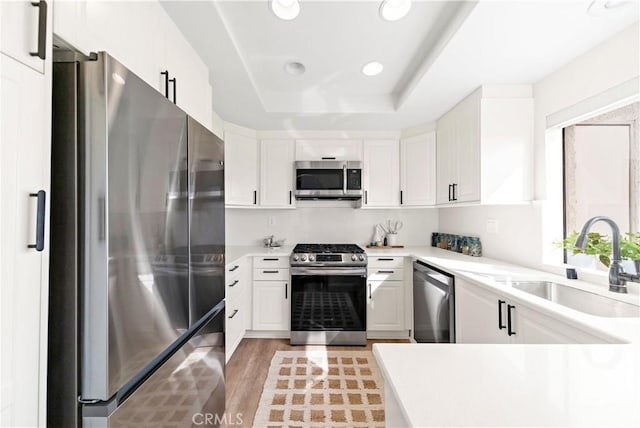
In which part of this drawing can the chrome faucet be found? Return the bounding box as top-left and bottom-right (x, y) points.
(575, 216), (640, 293)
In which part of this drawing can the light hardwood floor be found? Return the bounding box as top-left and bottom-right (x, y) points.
(224, 338), (409, 427)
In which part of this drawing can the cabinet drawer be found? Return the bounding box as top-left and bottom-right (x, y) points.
(253, 256), (289, 268)
(367, 269), (404, 282)
(254, 268), (290, 281)
(367, 256), (404, 269)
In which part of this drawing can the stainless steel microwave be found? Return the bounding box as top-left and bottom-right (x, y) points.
(295, 160), (362, 200)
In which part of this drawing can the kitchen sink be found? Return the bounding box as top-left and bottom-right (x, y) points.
(496, 280), (640, 318)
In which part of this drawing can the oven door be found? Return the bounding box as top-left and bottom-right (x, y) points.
(290, 267), (367, 345)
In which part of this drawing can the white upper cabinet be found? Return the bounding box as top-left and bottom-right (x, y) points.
(436, 86), (533, 205)
(260, 139), (295, 208)
(52, 0), (213, 128)
(225, 130), (259, 206)
(400, 132), (436, 206)
(295, 139), (363, 161)
(362, 140), (400, 208)
(1, 0), (50, 74)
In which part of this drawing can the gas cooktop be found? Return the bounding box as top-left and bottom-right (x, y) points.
(291, 244), (366, 267)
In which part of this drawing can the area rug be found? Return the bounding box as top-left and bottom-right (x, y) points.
(252, 350), (385, 428)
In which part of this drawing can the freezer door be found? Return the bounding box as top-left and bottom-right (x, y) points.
(83, 303), (226, 428)
(187, 117), (225, 327)
(80, 53), (190, 401)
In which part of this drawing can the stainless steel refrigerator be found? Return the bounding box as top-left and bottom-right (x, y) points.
(48, 52), (226, 427)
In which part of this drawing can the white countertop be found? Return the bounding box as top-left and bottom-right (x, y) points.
(225, 245), (295, 266)
(373, 343), (640, 427)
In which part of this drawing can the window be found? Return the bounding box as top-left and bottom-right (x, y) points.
(562, 102), (639, 268)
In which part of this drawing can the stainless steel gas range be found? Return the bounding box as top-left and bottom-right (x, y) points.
(290, 244), (368, 346)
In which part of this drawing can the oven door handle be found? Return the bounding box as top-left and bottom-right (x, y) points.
(291, 267), (367, 276)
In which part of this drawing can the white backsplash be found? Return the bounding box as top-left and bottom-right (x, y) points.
(226, 206), (438, 246)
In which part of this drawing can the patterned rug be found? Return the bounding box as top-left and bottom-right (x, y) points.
(252, 350), (385, 428)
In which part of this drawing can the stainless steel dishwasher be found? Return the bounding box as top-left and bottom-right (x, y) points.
(413, 260), (455, 343)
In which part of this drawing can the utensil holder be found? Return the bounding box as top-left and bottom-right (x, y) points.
(387, 233), (398, 246)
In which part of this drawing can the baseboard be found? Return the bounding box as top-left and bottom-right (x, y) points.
(366, 330), (411, 339)
(243, 330), (291, 339)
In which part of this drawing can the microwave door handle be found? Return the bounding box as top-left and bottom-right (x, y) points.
(343, 164), (347, 194)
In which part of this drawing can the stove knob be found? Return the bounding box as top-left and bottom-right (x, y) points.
(358, 254), (365, 261)
(292, 255), (299, 262)
(309, 255), (315, 262)
(301, 255), (308, 262)
(351, 255), (357, 261)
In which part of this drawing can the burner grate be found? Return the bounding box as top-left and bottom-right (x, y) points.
(293, 244), (364, 254)
(291, 291), (364, 331)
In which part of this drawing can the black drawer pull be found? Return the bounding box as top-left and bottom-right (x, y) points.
(263, 270), (279, 273)
(321, 157), (336, 160)
(289, 190), (292, 205)
(285, 283), (288, 299)
(263, 258), (279, 261)
(228, 280), (239, 287)
(28, 190), (46, 251)
(228, 309), (239, 319)
(400, 190), (403, 205)
(377, 270), (394, 274)
(377, 258), (394, 261)
(29, 1), (47, 60)
(507, 304), (516, 336)
(253, 190), (257, 204)
(498, 300), (506, 330)
(229, 265), (239, 272)
(452, 183), (458, 201)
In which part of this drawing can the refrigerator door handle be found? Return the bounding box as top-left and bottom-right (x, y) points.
(28, 190), (46, 251)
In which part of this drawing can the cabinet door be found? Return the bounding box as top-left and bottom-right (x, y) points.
(363, 140), (400, 207)
(260, 139), (295, 207)
(1, 54), (51, 427)
(436, 118), (455, 204)
(400, 132), (436, 206)
(455, 280), (509, 343)
(253, 281), (290, 331)
(0, 0), (49, 74)
(367, 280), (404, 331)
(225, 133), (258, 206)
(452, 96), (481, 203)
(295, 140), (363, 161)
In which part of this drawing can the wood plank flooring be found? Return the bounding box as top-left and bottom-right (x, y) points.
(224, 338), (409, 428)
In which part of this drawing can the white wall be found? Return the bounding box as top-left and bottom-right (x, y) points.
(439, 23), (639, 270)
(226, 207), (438, 247)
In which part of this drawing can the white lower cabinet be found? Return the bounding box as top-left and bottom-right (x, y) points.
(225, 258), (250, 362)
(252, 257), (290, 331)
(367, 280), (404, 331)
(455, 278), (613, 344)
(367, 257), (405, 332)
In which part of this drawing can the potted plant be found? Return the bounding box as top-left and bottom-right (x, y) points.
(557, 231), (640, 273)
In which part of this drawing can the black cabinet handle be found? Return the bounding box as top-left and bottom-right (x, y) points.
(368, 283), (372, 299)
(263, 258), (278, 261)
(364, 190), (368, 205)
(400, 190), (403, 205)
(228, 280), (239, 288)
(229, 265), (239, 272)
(448, 184), (452, 201)
(160, 70), (169, 98)
(228, 309), (239, 319)
(29, 1), (47, 60)
(169, 77), (176, 104)
(377, 258), (394, 261)
(321, 157), (336, 160)
(507, 304), (516, 336)
(377, 270), (394, 274)
(452, 183), (458, 201)
(28, 190), (46, 251)
(253, 190), (257, 205)
(285, 283), (288, 299)
(498, 300), (506, 330)
(263, 270), (279, 274)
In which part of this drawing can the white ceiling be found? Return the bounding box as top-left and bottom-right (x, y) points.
(160, 0), (639, 131)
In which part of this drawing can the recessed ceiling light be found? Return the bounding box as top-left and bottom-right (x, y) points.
(362, 61), (383, 77)
(270, 0), (300, 21)
(587, 0), (632, 16)
(285, 61), (306, 75)
(379, 0), (412, 22)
